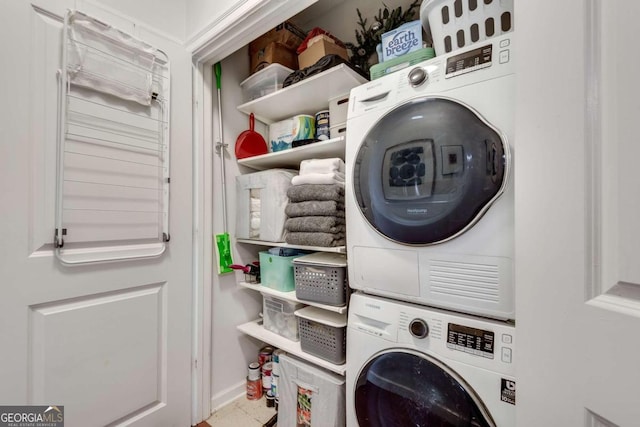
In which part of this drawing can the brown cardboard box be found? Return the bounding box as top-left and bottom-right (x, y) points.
(250, 42), (298, 74)
(249, 21), (306, 55)
(297, 34), (350, 69)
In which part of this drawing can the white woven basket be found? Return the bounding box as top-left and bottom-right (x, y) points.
(420, 0), (514, 55)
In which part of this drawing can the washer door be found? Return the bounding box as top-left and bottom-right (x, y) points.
(354, 351), (495, 427)
(353, 96), (508, 244)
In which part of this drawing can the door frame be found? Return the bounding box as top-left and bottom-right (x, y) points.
(188, 0), (318, 421)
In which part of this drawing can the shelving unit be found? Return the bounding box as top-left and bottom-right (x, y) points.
(238, 281), (348, 314)
(237, 319), (347, 376)
(237, 64), (367, 124)
(235, 63), (361, 379)
(238, 136), (345, 171)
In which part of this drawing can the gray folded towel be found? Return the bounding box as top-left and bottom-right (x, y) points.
(285, 200), (345, 217)
(285, 216), (346, 233)
(285, 231), (346, 247)
(286, 184), (344, 202)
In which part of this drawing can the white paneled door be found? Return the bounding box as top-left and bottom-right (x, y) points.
(0, 1), (193, 426)
(516, 0), (640, 425)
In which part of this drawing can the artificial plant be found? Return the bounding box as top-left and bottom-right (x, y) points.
(345, 0), (421, 73)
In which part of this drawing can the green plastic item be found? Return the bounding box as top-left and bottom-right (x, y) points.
(369, 47), (436, 80)
(216, 234), (233, 274)
(214, 61), (234, 274)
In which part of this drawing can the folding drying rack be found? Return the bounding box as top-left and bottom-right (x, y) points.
(55, 10), (171, 265)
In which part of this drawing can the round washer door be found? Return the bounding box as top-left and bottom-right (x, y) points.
(353, 96), (509, 245)
(354, 350), (495, 427)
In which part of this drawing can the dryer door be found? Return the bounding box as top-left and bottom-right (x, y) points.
(354, 350), (495, 427)
(353, 96), (509, 245)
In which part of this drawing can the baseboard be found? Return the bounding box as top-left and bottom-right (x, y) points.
(210, 380), (246, 412)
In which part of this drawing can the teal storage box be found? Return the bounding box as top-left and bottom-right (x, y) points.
(259, 251), (303, 291)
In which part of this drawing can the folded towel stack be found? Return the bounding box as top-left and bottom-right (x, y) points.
(290, 158), (345, 187)
(285, 158), (346, 247)
(249, 189), (261, 238)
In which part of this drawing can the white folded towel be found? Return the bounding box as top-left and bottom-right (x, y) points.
(250, 197), (261, 212)
(291, 172), (345, 186)
(299, 158), (345, 175)
(250, 217), (261, 230)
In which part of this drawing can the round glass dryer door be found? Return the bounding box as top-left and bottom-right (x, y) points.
(354, 351), (495, 427)
(353, 96), (509, 245)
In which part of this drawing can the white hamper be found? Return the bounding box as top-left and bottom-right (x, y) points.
(277, 354), (345, 427)
(236, 169), (296, 242)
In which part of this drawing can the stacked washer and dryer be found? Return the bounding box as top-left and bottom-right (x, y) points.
(344, 1), (516, 425)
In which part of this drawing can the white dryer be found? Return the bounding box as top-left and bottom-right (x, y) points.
(346, 292), (516, 427)
(346, 34), (515, 320)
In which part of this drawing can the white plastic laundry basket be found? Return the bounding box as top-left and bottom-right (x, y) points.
(420, 0), (514, 55)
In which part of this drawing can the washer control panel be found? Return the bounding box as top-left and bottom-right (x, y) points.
(408, 67), (428, 87)
(446, 323), (495, 358)
(409, 318), (429, 339)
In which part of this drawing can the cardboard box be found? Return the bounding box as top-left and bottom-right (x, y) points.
(250, 42), (298, 74)
(297, 34), (349, 69)
(249, 21), (306, 55)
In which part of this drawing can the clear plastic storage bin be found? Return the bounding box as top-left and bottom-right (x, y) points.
(240, 63), (294, 102)
(294, 252), (347, 306)
(263, 295), (305, 341)
(295, 306), (347, 364)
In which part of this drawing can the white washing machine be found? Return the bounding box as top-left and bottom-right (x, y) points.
(346, 292), (515, 427)
(346, 34), (515, 320)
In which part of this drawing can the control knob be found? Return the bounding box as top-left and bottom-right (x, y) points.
(409, 318), (429, 339)
(408, 67), (428, 87)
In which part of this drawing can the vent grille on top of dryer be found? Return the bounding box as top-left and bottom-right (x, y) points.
(429, 259), (500, 302)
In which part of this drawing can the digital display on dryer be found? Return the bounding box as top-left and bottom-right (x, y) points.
(445, 44), (492, 77)
(447, 323), (494, 358)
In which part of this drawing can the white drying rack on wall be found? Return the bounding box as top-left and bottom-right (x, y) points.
(55, 10), (171, 265)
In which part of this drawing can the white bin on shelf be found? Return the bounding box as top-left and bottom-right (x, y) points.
(277, 353), (345, 427)
(236, 169), (296, 242)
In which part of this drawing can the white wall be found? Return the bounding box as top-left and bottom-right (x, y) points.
(80, 0), (187, 41)
(208, 46), (268, 410)
(293, 0), (421, 48)
(186, 0), (245, 44)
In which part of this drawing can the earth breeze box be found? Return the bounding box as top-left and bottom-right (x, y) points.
(381, 20), (423, 62)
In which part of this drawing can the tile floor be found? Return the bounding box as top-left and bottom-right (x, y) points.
(206, 393), (276, 426)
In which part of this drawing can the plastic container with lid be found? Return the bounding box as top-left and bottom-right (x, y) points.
(263, 295), (305, 341)
(240, 63), (294, 102)
(294, 252), (348, 306)
(295, 306), (347, 364)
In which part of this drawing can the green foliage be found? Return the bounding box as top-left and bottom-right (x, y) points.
(345, 0), (421, 73)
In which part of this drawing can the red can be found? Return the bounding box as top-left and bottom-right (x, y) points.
(246, 376), (263, 400)
(262, 361), (273, 392)
(258, 346), (274, 366)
